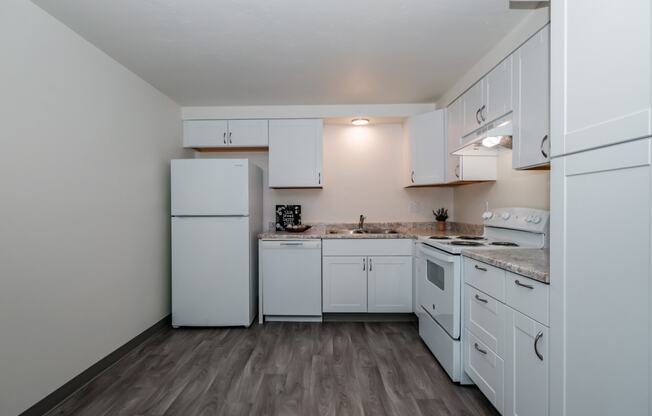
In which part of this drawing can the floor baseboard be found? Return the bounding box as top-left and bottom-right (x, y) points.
(323, 313), (417, 322)
(20, 315), (171, 416)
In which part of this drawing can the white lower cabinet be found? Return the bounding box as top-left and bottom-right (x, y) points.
(322, 256), (367, 312)
(367, 256), (412, 312)
(322, 240), (413, 313)
(504, 309), (548, 416)
(463, 264), (550, 416)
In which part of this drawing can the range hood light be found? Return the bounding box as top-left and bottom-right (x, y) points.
(482, 136), (501, 148)
(351, 118), (370, 126)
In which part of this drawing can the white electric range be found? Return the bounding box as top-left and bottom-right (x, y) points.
(415, 207), (549, 384)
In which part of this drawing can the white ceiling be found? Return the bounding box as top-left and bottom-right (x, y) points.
(33, 0), (533, 106)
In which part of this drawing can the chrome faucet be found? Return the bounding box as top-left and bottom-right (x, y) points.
(358, 214), (366, 230)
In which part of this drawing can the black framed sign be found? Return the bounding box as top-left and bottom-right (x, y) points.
(275, 205), (302, 230)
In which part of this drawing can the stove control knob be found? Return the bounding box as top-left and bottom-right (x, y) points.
(525, 215), (533, 223)
(482, 211), (494, 220)
(532, 216), (542, 224)
(501, 212), (511, 220)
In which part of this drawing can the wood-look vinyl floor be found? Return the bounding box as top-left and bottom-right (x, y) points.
(46, 322), (499, 416)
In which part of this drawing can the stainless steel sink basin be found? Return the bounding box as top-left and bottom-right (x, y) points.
(327, 228), (398, 235)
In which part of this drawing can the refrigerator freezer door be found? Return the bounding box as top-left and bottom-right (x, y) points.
(172, 216), (250, 326)
(171, 159), (249, 216)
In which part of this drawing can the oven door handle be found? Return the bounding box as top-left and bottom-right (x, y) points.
(418, 243), (459, 263)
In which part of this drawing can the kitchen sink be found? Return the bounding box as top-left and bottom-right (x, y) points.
(327, 228), (399, 235)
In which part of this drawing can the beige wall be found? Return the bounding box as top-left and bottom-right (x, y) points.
(0, 1), (186, 415)
(453, 151), (550, 223)
(197, 124), (454, 225)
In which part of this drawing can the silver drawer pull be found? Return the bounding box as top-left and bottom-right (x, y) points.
(474, 294), (488, 303)
(432, 304), (436, 310)
(534, 331), (544, 361)
(474, 265), (487, 272)
(474, 343), (487, 355)
(280, 242), (303, 246)
(515, 279), (534, 290)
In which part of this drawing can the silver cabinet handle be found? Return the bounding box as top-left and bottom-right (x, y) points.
(474, 343), (487, 355)
(480, 105), (486, 122)
(474, 265), (487, 272)
(455, 164), (460, 179)
(432, 303), (436, 310)
(318, 172), (321, 185)
(223, 132), (227, 144)
(474, 294), (488, 303)
(515, 279), (534, 290)
(369, 258), (373, 271)
(534, 331), (544, 361)
(411, 170), (415, 183)
(475, 108), (482, 124)
(363, 258), (366, 271)
(280, 242), (303, 246)
(540, 135), (549, 158)
(228, 131), (232, 144)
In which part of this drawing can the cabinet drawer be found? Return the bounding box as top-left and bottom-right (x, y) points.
(322, 239), (413, 256)
(505, 272), (549, 325)
(463, 257), (505, 301)
(465, 284), (505, 357)
(464, 330), (504, 413)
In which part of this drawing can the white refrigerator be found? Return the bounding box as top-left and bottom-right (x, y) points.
(171, 159), (262, 327)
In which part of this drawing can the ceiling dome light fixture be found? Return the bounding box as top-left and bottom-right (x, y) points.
(351, 118), (370, 126)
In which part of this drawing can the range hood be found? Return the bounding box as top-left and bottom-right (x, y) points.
(452, 113), (513, 156)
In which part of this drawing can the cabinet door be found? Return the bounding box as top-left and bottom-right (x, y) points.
(462, 81), (484, 136)
(227, 120), (268, 147)
(551, 0), (651, 156)
(550, 139), (652, 416)
(322, 256), (367, 312)
(484, 56), (513, 124)
(513, 26), (550, 169)
(504, 309), (548, 416)
(367, 256), (412, 313)
(446, 99), (463, 182)
(183, 120), (228, 148)
(268, 119), (323, 188)
(407, 110), (446, 186)
(459, 156), (497, 181)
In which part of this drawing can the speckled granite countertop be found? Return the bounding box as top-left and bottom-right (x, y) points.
(462, 249), (550, 284)
(259, 222), (483, 240)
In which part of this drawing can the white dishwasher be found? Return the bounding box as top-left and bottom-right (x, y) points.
(260, 239), (322, 321)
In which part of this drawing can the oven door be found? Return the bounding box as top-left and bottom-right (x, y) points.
(418, 243), (461, 339)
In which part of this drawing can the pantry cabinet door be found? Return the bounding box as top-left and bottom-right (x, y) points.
(551, 0), (651, 156)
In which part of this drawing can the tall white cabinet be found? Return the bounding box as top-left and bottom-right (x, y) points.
(551, 0), (651, 157)
(550, 2), (652, 414)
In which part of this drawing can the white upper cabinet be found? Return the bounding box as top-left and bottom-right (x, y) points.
(551, 0), (651, 156)
(461, 58), (514, 139)
(513, 25), (551, 169)
(446, 99), (463, 182)
(183, 120), (228, 148)
(226, 120), (269, 147)
(405, 110), (446, 186)
(484, 56), (513, 124)
(183, 119), (268, 148)
(462, 81), (485, 136)
(268, 119), (323, 188)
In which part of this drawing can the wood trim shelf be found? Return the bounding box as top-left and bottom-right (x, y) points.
(192, 146), (269, 152)
(405, 180), (496, 188)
